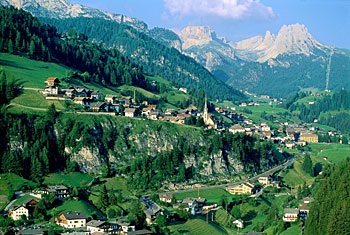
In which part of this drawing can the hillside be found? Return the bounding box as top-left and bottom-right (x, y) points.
(176, 25), (350, 98)
(40, 17), (245, 102)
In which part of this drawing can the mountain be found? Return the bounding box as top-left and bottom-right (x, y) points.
(0, 0), (148, 31)
(178, 24), (350, 98)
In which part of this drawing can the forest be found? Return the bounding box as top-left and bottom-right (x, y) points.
(40, 17), (245, 102)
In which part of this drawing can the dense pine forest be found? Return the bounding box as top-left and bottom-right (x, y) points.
(0, 6), (149, 89)
(40, 17), (245, 102)
(287, 90), (350, 133)
(305, 158), (350, 235)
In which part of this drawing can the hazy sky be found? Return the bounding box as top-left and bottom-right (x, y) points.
(70, 0), (350, 49)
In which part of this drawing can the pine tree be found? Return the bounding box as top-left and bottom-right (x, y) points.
(98, 184), (109, 212)
(8, 40), (14, 54)
(29, 40), (35, 56)
(302, 155), (313, 176)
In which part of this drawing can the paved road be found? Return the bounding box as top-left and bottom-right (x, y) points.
(168, 158), (294, 195)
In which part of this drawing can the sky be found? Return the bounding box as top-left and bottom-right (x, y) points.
(70, 0), (350, 49)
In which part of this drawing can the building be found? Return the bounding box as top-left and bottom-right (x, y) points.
(90, 102), (108, 112)
(43, 86), (59, 95)
(299, 133), (318, 143)
(233, 219), (244, 228)
(229, 124), (245, 134)
(179, 88), (188, 93)
(203, 96), (215, 127)
(116, 219), (135, 233)
(285, 142), (295, 149)
(45, 185), (69, 199)
(8, 205), (29, 221)
(55, 212), (88, 228)
(86, 220), (112, 233)
(261, 125), (271, 132)
(283, 208), (299, 222)
(227, 182), (255, 195)
(299, 203), (310, 217)
(258, 176), (270, 185)
(159, 193), (173, 203)
(90, 91), (102, 100)
(126, 230), (153, 235)
(303, 197), (314, 204)
(73, 97), (92, 107)
(140, 196), (162, 225)
(105, 94), (118, 104)
(45, 77), (60, 87)
(125, 108), (136, 117)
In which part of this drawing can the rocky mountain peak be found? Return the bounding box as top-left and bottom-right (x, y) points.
(0, 0), (149, 32)
(178, 26), (218, 50)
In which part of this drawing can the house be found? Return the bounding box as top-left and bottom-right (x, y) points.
(233, 219), (244, 228)
(125, 108), (136, 117)
(147, 110), (160, 120)
(45, 77), (60, 87)
(90, 102), (109, 112)
(43, 86), (59, 95)
(299, 203), (310, 217)
(73, 97), (92, 107)
(116, 219), (135, 233)
(8, 205), (29, 220)
(140, 196), (162, 225)
(22, 198), (39, 210)
(86, 220), (112, 233)
(283, 208), (299, 222)
(64, 89), (77, 98)
(179, 88), (188, 93)
(258, 176), (270, 185)
(302, 197), (314, 204)
(18, 229), (44, 235)
(229, 124), (245, 134)
(159, 192), (173, 203)
(285, 142), (295, 149)
(262, 125), (271, 132)
(45, 185), (69, 199)
(105, 94), (118, 104)
(299, 133), (318, 143)
(227, 182), (255, 195)
(90, 91), (102, 100)
(202, 203), (218, 211)
(55, 212), (88, 228)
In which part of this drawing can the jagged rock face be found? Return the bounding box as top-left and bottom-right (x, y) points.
(0, 0), (148, 32)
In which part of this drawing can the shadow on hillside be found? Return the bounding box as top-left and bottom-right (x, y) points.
(0, 59), (33, 71)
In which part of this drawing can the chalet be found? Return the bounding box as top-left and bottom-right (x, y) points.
(116, 219), (135, 233)
(45, 77), (60, 87)
(227, 182), (255, 195)
(262, 125), (271, 132)
(303, 197), (314, 204)
(18, 229), (44, 235)
(120, 96), (132, 106)
(159, 192), (173, 203)
(43, 86), (59, 95)
(299, 133), (318, 143)
(8, 205), (29, 220)
(110, 104), (120, 113)
(147, 110), (160, 120)
(233, 219), (244, 228)
(202, 203), (218, 211)
(126, 230), (153, 235)
(258, 176), (270, 185)
(86, 220), (112, 233)
(140, 196), (162, 225)
(164, 109), (176, 116)
(283, 208), (299, 222)
(239, 103), (247, 107)
(285, 142), (295, 149)
(45, 185), (69, 199)
(90, 91), (102, 100)
(55, 212), (88, 228)
(105, 94), (118, 104)
(90, 102), (109, 112)
(141, 107), (154, 116)
(22, 198), (39, 210)
(299, 203), (310, 217)
(73, 97), (92, 107)
(64, 89), (77, 98)
(125, 108), (136, 118)
(229, 124), (245, 134)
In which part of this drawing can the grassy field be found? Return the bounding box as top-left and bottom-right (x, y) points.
(309, 143), (350, 164)
(13, 195), (39, 205)
(168, 217), (229, 235)
(43, 173), (94, 188)
(174, 188), (234, 204)
(11, 90), (67, 109)
(96, 177), (134, 198)
(49, 199), (102, 217)
(0, 53), (71, 88)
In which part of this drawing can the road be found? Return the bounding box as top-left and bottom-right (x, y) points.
(168, 158), (294, 195)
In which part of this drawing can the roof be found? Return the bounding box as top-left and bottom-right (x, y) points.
(61, 212), (88, 220)
(19, 230), (44, 235)
(127, 230), (153, 235)
(46, 77), (59, 81)
(116, 219), (130, 227)
(9, 204), (26, 211)
(230, 124), (244, 130)
(105, 94), (117, 99)
(86, 220), (108, 227)
(299, 203), (310, 211)
(90, 102), (106, 108)
(284, 208), (299, 214)
(22, 198), (39, 206)
(159, 192), (173, 200)
(125, 108), (136, 113)
(234, 219), (244, 223)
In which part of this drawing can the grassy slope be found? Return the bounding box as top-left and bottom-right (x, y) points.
(43, 172), (94, 188)
(11, 90), (67, 109)
(309, 143), (350, 164)
(0, 53), (71, 88)
(49, 199), (103, 217)
(168, 217), (229, 235)
(174, 188), (234, 204)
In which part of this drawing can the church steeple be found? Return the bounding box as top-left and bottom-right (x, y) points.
(203, 95), (208, 123)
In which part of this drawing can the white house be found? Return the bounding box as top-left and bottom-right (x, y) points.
(125, 108), (136, 118)
(87, 220), (112, 233)
(8, 205), (29, 221)
(229, 124), (245, 134)
(233, 219), (244, 228)
(55, 212), (88, 228)
(283, 208), (299, 222)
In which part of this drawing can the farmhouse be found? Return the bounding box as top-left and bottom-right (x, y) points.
(233, 219), (244, 228)
(258, 176), (270, 185)
(159, 192), (173, 203)
(125, 108), (136, 118)
(90, 102), (108, 112)
(299, 133), (319, 143)
(45, 77), (60, 87)
(229, 124), (245, 134)
(283, 208), (299, 222)
(227, 182), (255, 195)
(45, 185), (69, 199)
(86, 220), (112, 233)
(55, 212), (88, 228)
(8, 205), (29, 221)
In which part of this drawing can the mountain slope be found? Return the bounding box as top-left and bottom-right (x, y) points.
(0, 0), (148, 31)
(178, 24), (350, 98)
(40, 17), (245, 101)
